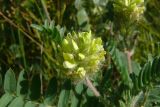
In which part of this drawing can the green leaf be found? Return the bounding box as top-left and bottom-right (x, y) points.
(130, 91), (144, 107)
(132, 61), (141, 76)
(71, 91), (79, 107)
(58, 80), (71, 107)
(148, 87), (160, 103)
(29, 74), (41, 100)
(75, 82), (84, 95)
(31, 24), (43, 31)
(77, 8), (89, 26)
(107, 45), (133, 88)
(71, 83), (84, 107)
(0, 93), (14, 107)
(58, 89), (70, 107)
(119, 100), (126, 107)
(151, 57), (159, 77)
(142, 62), (150, 85)
(138, 67), (144, 88)
(44, 77), (57, 105)
(86, 88), (94, 97)
(74, 0), (84, 9)
(17, 70), (28, 96)
(39, 104), (46, 107)
(8, 96), (24, 107)
(24, 101), (36, 107)
(52, 27), (62, 43)
(4, 68), (17, 93)
(119, 52), (133, 88)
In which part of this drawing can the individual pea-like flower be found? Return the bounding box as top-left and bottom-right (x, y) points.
(56, 31), (106, 79)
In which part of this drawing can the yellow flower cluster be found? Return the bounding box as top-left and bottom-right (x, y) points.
(114, 0), (144, 21)
(56, 31), (106, 79)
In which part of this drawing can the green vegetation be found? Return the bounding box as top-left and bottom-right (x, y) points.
(0, 0), (160, 107)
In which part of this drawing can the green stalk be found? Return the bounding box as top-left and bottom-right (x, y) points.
(18, 30), (27, 69)
(41, 0), (51, 22)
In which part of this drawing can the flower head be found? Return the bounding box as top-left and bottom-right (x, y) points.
(56, 31), (106, 79)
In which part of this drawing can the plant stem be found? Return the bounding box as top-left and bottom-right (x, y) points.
(85, 76), (100, 97)
(41, 0), (51, 22)
(0, 11), (42, 48)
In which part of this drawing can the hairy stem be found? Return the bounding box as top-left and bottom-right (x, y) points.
(85, 76), (100, 97)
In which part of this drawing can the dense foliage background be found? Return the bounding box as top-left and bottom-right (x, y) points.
(0, 0), (160, 107)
